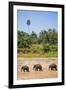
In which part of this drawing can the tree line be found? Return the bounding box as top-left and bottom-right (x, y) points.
(18, 29), (58, 53)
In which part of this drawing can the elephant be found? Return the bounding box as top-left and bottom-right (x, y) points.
(49, 63), (57, 71)
(33, 64), (43, 71)
(21, 65), (29, 72)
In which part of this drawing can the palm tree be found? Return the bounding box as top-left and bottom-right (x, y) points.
(27, 19), (31, 33)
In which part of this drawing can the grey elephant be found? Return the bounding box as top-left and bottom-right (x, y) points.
(33, 64), (43, 71)
(49, 63), (57, 71)
(21, 65), (29, 72)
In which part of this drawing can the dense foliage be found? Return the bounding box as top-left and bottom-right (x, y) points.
(17, 29), (58, 55)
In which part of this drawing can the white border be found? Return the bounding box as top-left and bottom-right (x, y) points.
(13, 5), (62, 85)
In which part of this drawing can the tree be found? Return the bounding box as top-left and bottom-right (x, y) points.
(27, 19), (31, 33)
(30, 31), (38, 44)
(39, 30), (49, 44)
(48, 29), (57, 45)
(17, 31), (31, 48)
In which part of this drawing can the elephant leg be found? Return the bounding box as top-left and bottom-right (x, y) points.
(36, 68), (38, 71)
(51, 68), (53, 70)
(27, 69), (29, 72)
(23, 69), (25, 72)
(55, 67), (57, 71)
(39, 68), (41, 71)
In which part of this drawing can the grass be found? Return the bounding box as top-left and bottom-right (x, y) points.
(17, 44), (58, 58)
(17, 51), (58, 58)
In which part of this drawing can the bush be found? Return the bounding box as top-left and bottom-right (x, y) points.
(17, 48), (31, 54)
(50, 45), (58, 51)
(30, 44), (43, 53)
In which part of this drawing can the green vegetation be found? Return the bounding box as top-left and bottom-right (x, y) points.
(17, 52), (57, 58)
(17, 29), (58, 58)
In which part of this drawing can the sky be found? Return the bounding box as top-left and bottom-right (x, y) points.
(17, 10), (58, 34)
